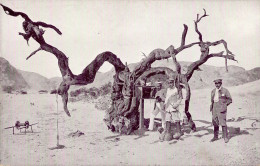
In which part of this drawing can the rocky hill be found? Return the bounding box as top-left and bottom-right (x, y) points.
(18, 70), (52, 91)
(77, 60), (260, 90)
(1, 56), (260, 92)
(0, 57), (29, 91)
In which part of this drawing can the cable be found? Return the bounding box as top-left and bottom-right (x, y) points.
(56, 93), (59, 146)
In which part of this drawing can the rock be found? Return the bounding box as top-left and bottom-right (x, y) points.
(68, 130), (84, 137)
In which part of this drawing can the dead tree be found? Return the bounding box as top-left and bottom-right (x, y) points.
(1, 4), (237, 134)
(0, 4), (127, 117)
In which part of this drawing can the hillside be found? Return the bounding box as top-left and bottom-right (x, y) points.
(18, 70), (52, 91)
(75, 60), (260, 90)
(1, 56), (260, 92)
(0, 57), (29, 91)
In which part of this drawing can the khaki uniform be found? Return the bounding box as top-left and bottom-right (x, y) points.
(211, 87), (232, 126)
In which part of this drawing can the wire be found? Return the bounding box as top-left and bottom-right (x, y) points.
(56, 93), (59, 146)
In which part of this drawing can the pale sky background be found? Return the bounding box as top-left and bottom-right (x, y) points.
(0, 0), (259, 78)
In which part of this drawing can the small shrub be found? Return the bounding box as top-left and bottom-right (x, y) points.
(2, 86), (14, 93)
(39, 90), (48, 94)
(20, 90), (27, 94)
(50, 89), (57, 94)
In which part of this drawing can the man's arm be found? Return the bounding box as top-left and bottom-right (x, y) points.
(225, 89), (232, 106)
(171, 95), (182, 109)
(210, 89), (214, 112)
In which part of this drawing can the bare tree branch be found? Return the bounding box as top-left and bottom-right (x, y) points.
(1, 4), (62, 35)
(209, 52), (237, 61)
(0, 3), (32, 21)
(180, 24), (188, 47)
(185, 50), (237, 81)
(209, 39), (234, 55)
(26, 47), (42, 60)
(194, 9), (209, 42)
(34, 21), (62, 35)
(1, 4), (126, 117)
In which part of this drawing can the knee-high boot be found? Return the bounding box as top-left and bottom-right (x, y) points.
(164, 121), (173, 141)
(210, 126), (219, 142)
(222, 126), (229, 143)
(160, 121), (172, 141)
(173, 122), (181, 139)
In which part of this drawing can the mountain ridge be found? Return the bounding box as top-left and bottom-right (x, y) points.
(1, 57), (260, 92)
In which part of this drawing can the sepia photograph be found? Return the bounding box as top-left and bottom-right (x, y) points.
(0, 0), (259, 165)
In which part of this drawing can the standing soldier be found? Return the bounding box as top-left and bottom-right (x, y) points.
(159, 79), (182, 141)
(210, 79), (232, 143)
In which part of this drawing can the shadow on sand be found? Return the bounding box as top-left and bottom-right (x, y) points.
(193, 119), (252, 140)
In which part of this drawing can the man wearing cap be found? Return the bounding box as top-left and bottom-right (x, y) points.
(210, 79), (232, 143)
(148, 82), (166, 131)
(159, 79), (182, 141)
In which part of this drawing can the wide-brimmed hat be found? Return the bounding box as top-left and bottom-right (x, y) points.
(213, 79), (222, 84)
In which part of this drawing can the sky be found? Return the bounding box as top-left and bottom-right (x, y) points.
(0, 0), (259, 78)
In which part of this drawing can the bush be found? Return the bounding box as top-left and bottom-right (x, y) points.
(20, 90), (27, 94)
(2, 86), (14, 93)
(39, 90), (48, 94)
(50, 89), (57, 94)
(69, 82), (112, 101)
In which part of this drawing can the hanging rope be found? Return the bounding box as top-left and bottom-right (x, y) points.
(56, 93), (60, 146)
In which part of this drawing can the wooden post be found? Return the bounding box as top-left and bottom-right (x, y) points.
(13, 127), (14, 135)
(139, 87), (144, 130)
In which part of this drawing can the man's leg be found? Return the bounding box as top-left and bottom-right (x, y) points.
(220, 112), (229, 143)
(172, 112), (182, 139)
(164, 121), (173, 141)
(160, 112), (172, 141)
(211, 118), (219, 142)
(148, 105), (159, 131)
(160, 111), (166, 129)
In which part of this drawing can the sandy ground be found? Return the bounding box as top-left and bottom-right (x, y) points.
(0, 81), (260, 166)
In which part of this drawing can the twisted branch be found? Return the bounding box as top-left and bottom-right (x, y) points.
(1, 4), (125, 117)
(194, 8), (209, 42)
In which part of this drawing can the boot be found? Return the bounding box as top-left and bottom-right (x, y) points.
(165, 122), (173, 141)
(173, 122), (181, 139)
(210, 126), (219, 142)
(222, 126), (229, 143)
(160, 121), (172, 141)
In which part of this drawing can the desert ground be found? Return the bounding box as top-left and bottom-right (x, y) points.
(1, 80), (260, 166)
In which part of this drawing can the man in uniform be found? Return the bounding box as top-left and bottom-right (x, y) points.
(159, 79), (182, 141)
(210, 79), (232, 143)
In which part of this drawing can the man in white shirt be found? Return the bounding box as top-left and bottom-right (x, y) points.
(159, 79), (182, 141)
(210, 79), (232, 143)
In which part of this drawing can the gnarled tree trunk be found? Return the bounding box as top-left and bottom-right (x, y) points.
(1, 4), (237, 134)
